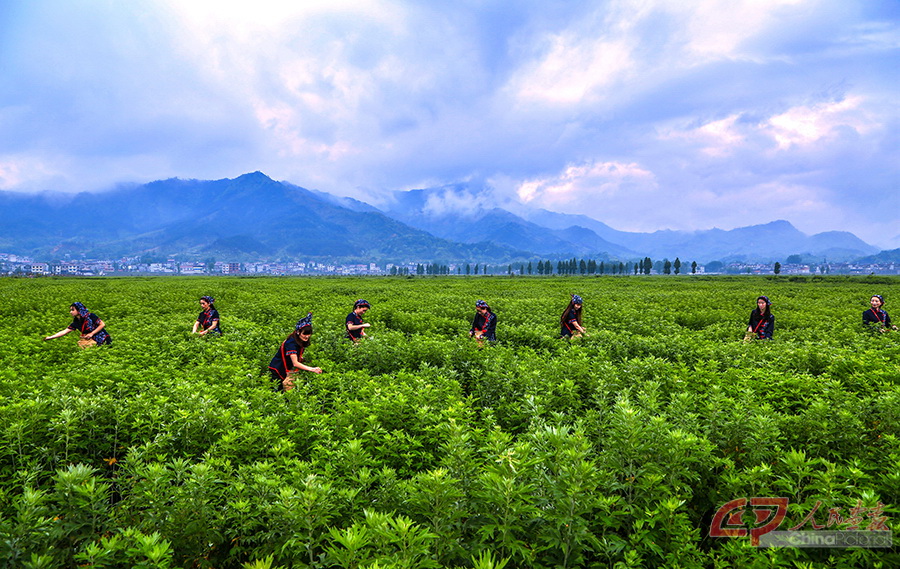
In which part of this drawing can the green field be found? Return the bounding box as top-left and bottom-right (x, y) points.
(1, 275), (898, 569)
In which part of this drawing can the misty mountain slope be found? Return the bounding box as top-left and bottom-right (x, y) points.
(554, 226), (636, 258)
(382, 185), (880, 262)
(382, 187), (635, 257)
(853, 248), (900, 264)
(806, 231), (877, 254)
(1, 172), (883, 262)
(388, 207), (587, 255)
(1, 173), (523, 261)
(520, 208), (624, 242)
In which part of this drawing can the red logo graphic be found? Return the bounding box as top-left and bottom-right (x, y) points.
(710, 497), (789, 545)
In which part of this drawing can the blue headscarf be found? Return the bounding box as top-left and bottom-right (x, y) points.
(872, 294), (885, 305)
(354, 299), (370, 309)
(571, 294), (583, 305)
(295, 312), (313, 331)
(71, 302), (90, 318)
(757, 295), (770, 306)
(475, 300), (488, 309)
(200, 295), (215, 307)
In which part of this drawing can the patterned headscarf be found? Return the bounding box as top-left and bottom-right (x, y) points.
(200, 295), (215, 306)
(354, 299), (370, 309)
(295, 312), (313, 331)
(70, 301), (109, 343)
(872, 294), (885, 306)
(571, 294), (583, 305)
(71, 302), (90, 318)
(475, 300), (488, 309)
(757, 295), (771, 306)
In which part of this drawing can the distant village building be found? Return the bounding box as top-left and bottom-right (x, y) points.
(148, 262), (176, 273)
(26, 263), (49, 275)
(90, 261), (115, 274)
(59, 262), (80, 274)
(782, 264), (812, 274)
(179, 262), (205, 274)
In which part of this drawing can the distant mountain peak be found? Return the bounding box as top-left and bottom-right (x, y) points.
(759, 219), (797, 230)
(234, 171), (274, 182)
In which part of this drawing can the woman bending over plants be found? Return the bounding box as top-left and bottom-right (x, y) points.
(268, 313), (322, 391)
(192, 295), (221, 335)
(863, 295), (897, 333)
(469, 299), (497, 343)
(560, 294), (586, 338)
(44, 302), (112, 347)
(746, 295), (774, 340)
(346, 299), (371, 342)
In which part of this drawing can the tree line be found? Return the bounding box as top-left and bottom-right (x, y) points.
(393, 257), (700, 276)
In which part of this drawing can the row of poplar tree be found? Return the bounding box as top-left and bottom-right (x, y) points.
(395, 257), (699, 276)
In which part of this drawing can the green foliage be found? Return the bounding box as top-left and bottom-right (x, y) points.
(0, 275), (898, 568)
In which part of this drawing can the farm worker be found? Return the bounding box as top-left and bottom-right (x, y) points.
(268, 313), (322, 391)
(192, 295), (222, 335)
(469, 299), (497, 343)
(346, 299), (371, 342)
(863, 295), (897, 333)
(746, 295), (775, 340)
(43, 302), (112, 347)
(560, 294), (586, 338)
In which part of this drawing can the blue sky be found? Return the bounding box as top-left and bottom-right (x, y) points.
(1, 1), (898, 248)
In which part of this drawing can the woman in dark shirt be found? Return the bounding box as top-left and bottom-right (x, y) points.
(560, 294), (585, 338)
(192, 295), (221, 335)
(44, 302), (112, 347)
(346, 299), (371, 342)
(268, 313), (323, 391)
(747, 296), (774, 340)
(863, 295), (896, 332)
(469, 299), (497, 343)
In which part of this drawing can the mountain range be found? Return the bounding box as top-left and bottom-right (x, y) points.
(0, 172), (883, 264)
(378, 183), (878, 262)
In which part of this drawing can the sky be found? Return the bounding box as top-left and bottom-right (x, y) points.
(1, 0), (898, 248)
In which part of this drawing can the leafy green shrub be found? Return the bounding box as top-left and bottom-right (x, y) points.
(2, 276), (899, 568)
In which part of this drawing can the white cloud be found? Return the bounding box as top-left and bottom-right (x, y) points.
(516, 160), (657, 204)
(422, 188), (495, 217)
(161, 0), (401, 41)
(659, 114), (747, 157)
(0, 154), (63, 191)
(658, 94), (881, 158)
(675, 0), (807, 62)
(504, 0), (814, 109)
(508, 34), (636, 104)
(765, 95), (878, 149)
